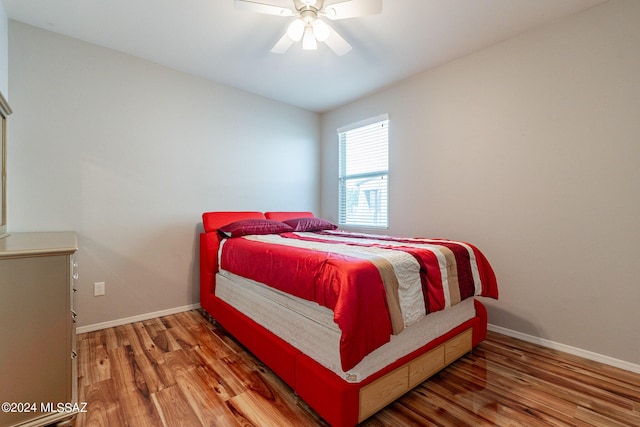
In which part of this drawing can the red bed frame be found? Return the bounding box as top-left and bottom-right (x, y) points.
(199, 211), (488, 426)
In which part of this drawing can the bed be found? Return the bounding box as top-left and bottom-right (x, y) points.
(199, 211), (498, 426)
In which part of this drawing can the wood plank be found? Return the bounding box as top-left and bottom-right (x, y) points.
(141, 318), (173, 353)
(107, 346), (164, 426)
(226, 390), (312, 427)
(151, 384), (204, 427)
(172, 362), (243, 426)
(131, 322), (168, 367)
(253, 361), (328, 426)
(362, 401), (452, 427)
(575, 405), (637, 427)
(103, 326), (121, 350)
(112, 325), (132, 348)
(120, 324), (167, 393)
(77, 334), (111, 385)
(76, 379), (127, 427)
(226, 391), (286, 427)
(189, 349), (248, 400)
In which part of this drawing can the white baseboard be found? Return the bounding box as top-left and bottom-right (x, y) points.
(488, 324), (640, 374)
(76, 303), (201, 334)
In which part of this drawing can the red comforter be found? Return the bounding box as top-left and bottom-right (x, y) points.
(219, 231), (498, 371)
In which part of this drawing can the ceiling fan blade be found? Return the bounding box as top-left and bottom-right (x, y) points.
(234, 0), (295, 17)
(271, 33), (295, 54)
(324, 26), (352, 56)
(323, 0), (382, 20)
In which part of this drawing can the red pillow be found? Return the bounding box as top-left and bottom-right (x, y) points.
(218, 219), (293, 238)
(283, 217), (337, 232)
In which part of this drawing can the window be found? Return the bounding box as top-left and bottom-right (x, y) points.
(338, 114), (389, 228)
(0, 91), (11, 238)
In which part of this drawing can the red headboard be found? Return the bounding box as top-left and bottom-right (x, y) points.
(265, 211), (314, 222)
(199, 211), (315, 314)
(202, 211), (265, 233)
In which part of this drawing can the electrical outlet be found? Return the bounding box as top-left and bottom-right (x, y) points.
(94, 281), (105, 296)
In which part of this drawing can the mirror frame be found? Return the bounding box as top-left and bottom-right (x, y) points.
(0, 90), (12, 238)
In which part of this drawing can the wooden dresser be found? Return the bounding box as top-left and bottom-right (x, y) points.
(0, 232), (78, 427)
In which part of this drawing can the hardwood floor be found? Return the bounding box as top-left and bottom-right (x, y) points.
(76, 310), (640, 426)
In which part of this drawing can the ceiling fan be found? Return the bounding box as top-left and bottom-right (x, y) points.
(234, 0), (383, 56)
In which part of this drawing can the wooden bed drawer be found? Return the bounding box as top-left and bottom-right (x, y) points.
(408, 344), (445, 388)
(359, 365), (409, 421)
(445, 328), (473, 364)
(359, 328), (473, 422)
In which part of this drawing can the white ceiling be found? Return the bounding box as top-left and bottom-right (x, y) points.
(3, 0), (607, 112)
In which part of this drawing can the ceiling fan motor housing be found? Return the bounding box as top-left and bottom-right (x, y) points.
(234, 0), (383, 55)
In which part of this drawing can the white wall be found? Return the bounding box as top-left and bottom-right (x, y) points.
(8, 21), (319, 327)
(321, 0), (640, 365)
(0, 2), (7, 96)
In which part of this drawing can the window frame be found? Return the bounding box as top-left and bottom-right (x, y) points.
(337, 114), (389, 229)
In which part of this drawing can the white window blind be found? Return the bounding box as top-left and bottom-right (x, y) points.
(338, 115), (389, 228)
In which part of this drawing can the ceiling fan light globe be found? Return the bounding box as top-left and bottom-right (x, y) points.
(287, 18), (305, 41)
(302, 26), (318, 50)
(312, 19), (330, 42)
